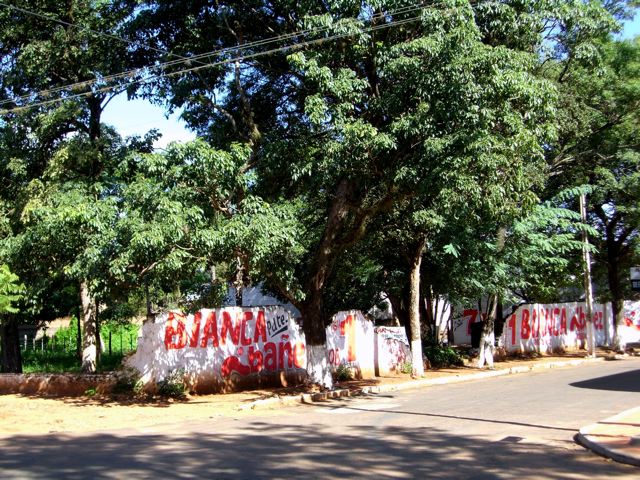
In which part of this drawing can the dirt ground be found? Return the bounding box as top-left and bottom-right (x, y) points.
(0, 351), (622, 436)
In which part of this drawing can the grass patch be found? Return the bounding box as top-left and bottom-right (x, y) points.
(21, 350), (126, 373)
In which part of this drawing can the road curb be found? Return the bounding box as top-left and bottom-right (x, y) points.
(576, 406), (640, 467)
(239, 356), (605, 411)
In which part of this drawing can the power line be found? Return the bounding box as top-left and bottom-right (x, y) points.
(0, 1), (195, 64)
(1, 14), (426, 114)
(0, 2), (435, 108)
(0, 2), (456, 114)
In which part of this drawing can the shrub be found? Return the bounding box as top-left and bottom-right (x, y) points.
(157, 369), (186, 398)
(400, 361), (413, 374)
(334, 363), (354, 381)
(113, 367), (144, 395)
(423, 343), (464, 369)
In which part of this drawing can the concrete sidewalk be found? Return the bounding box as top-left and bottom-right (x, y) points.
(577, 406), (640, 467)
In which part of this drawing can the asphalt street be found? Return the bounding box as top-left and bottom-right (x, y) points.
(1, 358), (638, 479)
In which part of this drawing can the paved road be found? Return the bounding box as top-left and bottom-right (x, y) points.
(1, 359), (638, 479)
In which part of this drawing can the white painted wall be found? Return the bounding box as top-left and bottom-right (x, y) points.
(326, 311), (376, 378)
(126, 306), (306, 391)
(374, 326), (411, 376)
(452, 301), (640, 352)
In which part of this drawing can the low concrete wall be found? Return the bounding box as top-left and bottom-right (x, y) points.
(125, 306), (307, 393)
(374, 326), (411, 376)
(326, 311), (376, 379)
(0, 373), (115, 396)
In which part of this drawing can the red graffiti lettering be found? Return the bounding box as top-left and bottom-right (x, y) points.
(189, 311), (202, 348)
(264, 342), (277, 371)
(570, 312), (580, 331)
(340, 314), (357, 362)
(521, 309), (531, 340)
(221, 311), (240, 345)
(552, 308), (561, 336)
(248, 346), (264, 373)
(508, 314), (516, 345)
(200, 311), (219, 348)
(279, 341), (293, 369)
(164, 312), (188, 350)
(294, 342), (306, 368)
(221, 356), (251, 377)
(241, 312), (253, 346)
(560, 308), (567, 334)
(254, 311), (267, 343)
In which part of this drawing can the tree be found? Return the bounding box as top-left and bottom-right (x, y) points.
(0, 263), (23, 372)
(0, 264), (21, 314)
(0, 0), (148, 371)
(547, 36), (640, 349)
(127, 1), (577, 384)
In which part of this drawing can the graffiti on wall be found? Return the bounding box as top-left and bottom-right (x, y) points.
(163, 309), (306, 377)
(622, 301), (640, 343)
(374, 326), (411, 375)
(452, 302), (614, 352)
(326, 311), (376, 377)
(501, 303), (608, 352)
(126, 306), (306, 390)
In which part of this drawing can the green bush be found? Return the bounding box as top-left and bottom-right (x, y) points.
(423, 343), (464, 369)
(334, 363), (354, 381)
(400, 361), (413, 374)
(113, 367), (144, 395)
(157, 369), (186, 398)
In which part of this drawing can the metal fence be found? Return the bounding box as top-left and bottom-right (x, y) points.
(20, 332), (137, 355)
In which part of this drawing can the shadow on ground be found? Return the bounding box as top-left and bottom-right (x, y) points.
(0, 420), (636, 479)
(570, 369), (640, 393)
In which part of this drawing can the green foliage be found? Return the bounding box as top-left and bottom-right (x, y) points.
(21, 349), (81, 374)
(112, 367), (144, 395)
(334, 363), (354, 382)
(84, 387), (98, 397)
(400, 361), (413, 375)
(0, 264), (22, 314)
(423, 342), (464, 369)
(1, 1), (638, 359)
(157, 369), (187, 398)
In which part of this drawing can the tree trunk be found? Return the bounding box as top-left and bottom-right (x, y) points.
(408, 237), (426, 377)
(579, 194), (596, 356)
(387, 289), (408, 328)
(234, 256), (244, 307)
(606, 237), (626, 352)
(423, 285), (435, 340)
(95, 299), (101, 366)
(478, 227), (506, 368)
(145, 281), (154, 322)
(477, 295), (496, 368)
(76, 308), (82, 360)
(0, 316), (22, 373)
(300, 180), (352, 387)
(80, 281), (98, 373)
(300, 302), (332, 388)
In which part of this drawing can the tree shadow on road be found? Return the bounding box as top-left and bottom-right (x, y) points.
(0, 420), (635, 479)
(570, 369), (640, 393)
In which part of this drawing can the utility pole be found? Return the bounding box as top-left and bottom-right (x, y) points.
(579, 193), (596, 357)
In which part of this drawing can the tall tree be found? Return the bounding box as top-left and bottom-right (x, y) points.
(128, 1), (582, 384)
(547, 36), (640, 349)
(0, 0), (148, 371)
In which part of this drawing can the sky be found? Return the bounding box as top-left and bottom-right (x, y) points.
(103, 12), (640, 149)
